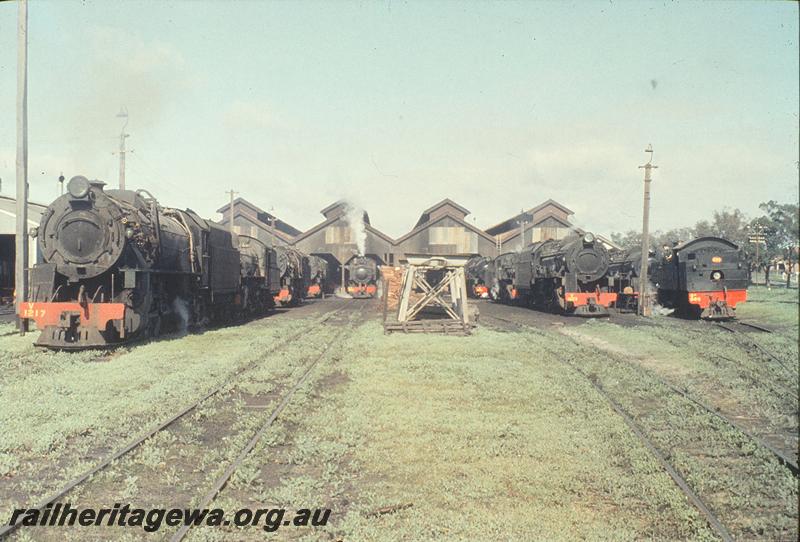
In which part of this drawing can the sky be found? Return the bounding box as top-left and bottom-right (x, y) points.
(0, 0), (797, 238)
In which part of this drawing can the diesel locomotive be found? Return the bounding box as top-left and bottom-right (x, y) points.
(651, 237), (747, 319)
(21, 176), (282, 349)
(345, 256), (378, 298)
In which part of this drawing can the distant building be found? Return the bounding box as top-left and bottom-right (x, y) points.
(486, 199), (578, 252)
(394, 199), (498, 259)
(216, 197), (301, 246)
(292, 200), (396, 269)
(0, 195), (47, 299)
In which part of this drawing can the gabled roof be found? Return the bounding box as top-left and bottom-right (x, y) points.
(396, 211), (496, 245)
(530, 198), (573, 216)
(216, 196), (301, 236)
(216, 197), (263, 216)
(485, 199), (574, 236)
(292, 212), (393, 245)
(219, 206), (296, 244)
(414, 199), (471, 228)
(319, 200), (371, 224)
(496, 213), (579, 244)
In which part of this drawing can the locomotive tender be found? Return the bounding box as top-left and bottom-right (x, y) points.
(20, 176), (284, 349)
(651, 237), (747, 319)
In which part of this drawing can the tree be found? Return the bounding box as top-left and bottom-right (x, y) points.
(753, 201), (800, 288)
(694, 209), (750, 249)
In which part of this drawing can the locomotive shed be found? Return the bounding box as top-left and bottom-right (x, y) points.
(1, 286), (797, 541)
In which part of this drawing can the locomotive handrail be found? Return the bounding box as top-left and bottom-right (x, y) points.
(164, 208), (199, 274)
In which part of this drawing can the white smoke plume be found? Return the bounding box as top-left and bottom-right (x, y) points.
(345, 203), (367, 256)
(172, 297), (190, 334)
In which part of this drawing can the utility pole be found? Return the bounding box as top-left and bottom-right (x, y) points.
(638, 145), (657, 317)
(748, 224), (766, 285)
(226, 189), (238, 234)
(116, 106), (129, 190)
(16, 0), (29, 333)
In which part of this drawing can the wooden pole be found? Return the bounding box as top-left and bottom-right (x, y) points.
(638, 146), (657, 317)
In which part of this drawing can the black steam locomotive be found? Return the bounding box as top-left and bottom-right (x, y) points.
(345, 256), (377, 298)
(305, 255), (328, 298)
(21, 176), (283, 349)
(494, 232), (615, 315)
(651, 237), (748, 319)
(272, 245), (309, 306)
(465, 256), (491, 298)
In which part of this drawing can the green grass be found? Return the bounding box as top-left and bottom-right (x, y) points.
(0, 312), (334, 527)
(1, 291), (796, 541)
(206, 322), (718, 541)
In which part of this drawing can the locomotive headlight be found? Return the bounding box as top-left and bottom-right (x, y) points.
(583, 232), (595, 244)
(67, 175), (91, 198)
(125, 227), (135, 239)
(711, 270), (723, 281)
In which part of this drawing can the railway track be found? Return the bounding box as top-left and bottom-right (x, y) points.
(713, 320), (796, 374)
(481, 313), (797, 541)
(481, 314), (734, 541)
(169, 304), (364, 541)
(513, 312), (799, 472)
(0, 301), (357, 540)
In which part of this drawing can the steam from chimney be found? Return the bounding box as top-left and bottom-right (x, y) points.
(345, 202), (367, 256)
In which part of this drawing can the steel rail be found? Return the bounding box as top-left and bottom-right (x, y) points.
(715, 322), (794, 374)
(495, 313), (799, 474)
(170, 304), (364, 542)
(482, 313), (735, 542)
(0, 302), (350, 539)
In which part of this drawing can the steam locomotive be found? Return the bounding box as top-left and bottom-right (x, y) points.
(20, 176), (284, 349)
(305, 255), (328, 298)
(490, 233), (614, 315)
(513, 232), (614, 315)
(272, 245), (309, 306)
(465, 256), (491, 298)
(651, 237), (747, 319)
(345, 256), (378, 298)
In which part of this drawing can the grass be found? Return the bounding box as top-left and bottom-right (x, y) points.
(0, 311), (335, 527)
(1, 289), (796, 541)
(205, 323), (718, 541)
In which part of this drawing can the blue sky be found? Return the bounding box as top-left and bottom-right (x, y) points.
(0, 0), (797, 237)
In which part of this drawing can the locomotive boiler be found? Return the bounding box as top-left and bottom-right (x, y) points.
(651, 237), (747, 319)
(20, 176), (247, 349)
(511, 232), (615, 315)
(21, 176), (249, 348)
(346, 256), (377, 298)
